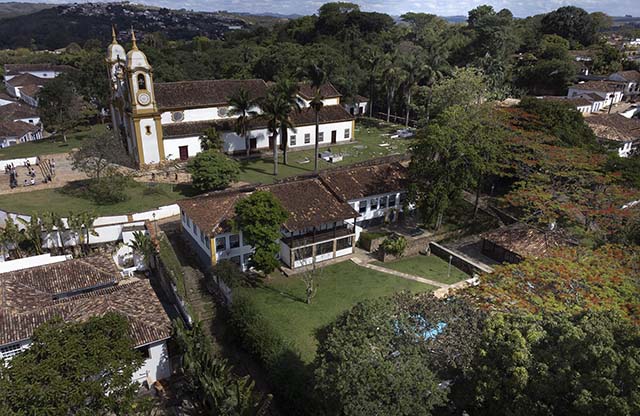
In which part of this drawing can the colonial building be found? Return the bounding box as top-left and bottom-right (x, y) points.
(107, 29), (355, 167)
(0, 120), (42, 148)
(0, 256), (173, 384)
(567, 81), (625, 109)
(177, 159), (410, 271)
(3, 64), (72, 108)
(586, 114), (640, 158)
(609, 70), (640, 98)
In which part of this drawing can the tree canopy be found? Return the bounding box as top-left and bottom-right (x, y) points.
(187, 150), (240, 192)
(0, 313), (146, 415)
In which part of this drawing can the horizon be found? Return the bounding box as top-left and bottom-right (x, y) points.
(0, 0), (637, 19)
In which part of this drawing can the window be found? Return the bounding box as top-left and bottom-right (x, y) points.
(358, 201), (367, 214)
(229, 234), (240, 249)
(399, 192), (407, 205)
(344, 128), (350, 139)
(370, 198), (379, 210)
(318, 132), (324, 142)
(336, 236), (353, 251)
(215, 237), (226, 251)
(145, 126), (152, 135)
(290, 135), (296, 146)
(304, 133), (311, 144)
(379, 196), (387, 209)
(316, 241), (334, 255)
(230, 255), (242, 265)
(138, 345), (151, 359)
(0, 343), (24, 359)
(388, 194), (397, 207)
(137, 73), (146, 90)
(171, 111), (184, 122)
(294, 246), (312, 261)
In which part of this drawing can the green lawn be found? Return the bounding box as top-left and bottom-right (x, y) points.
(237, 260), (435, 362)
(373, 254), (469, 285)
(0, 125), (106, 160)
(0, 182), (192, 216)
(236, 121), (410, 184)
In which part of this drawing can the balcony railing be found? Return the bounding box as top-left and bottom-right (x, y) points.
(284, 225), (354, 249)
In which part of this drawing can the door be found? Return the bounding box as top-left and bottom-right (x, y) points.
(179, 146), (189, 161)
(331, 130), (337, 144)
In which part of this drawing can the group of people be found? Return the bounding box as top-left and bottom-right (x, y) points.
(5, 158), (56, 189)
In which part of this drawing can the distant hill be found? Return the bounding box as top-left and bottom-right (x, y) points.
(0, 1), (54, 19)
(442, 16), (467, 24)
(0, 2), (260, 50)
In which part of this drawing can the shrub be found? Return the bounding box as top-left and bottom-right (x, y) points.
(142, 184), (168, 197)
(380, 234), (407, 257)
(187, 150), (239, 192)
(211, 259), (248, 288)
(86, 173), (133, 205)
(158, 236), (187, 298)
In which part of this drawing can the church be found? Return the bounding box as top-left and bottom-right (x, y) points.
(107, 29), (356, 167)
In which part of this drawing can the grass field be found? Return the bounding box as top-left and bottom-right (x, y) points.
(373, 254), (469, 285)
(0, 125), (106, 160)
(236, 260), (435, 363)
(236, 121), (410, 184)
(0, 182), (191, 216)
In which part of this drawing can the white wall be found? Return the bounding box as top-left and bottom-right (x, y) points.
(161, 104), (261, 124)
(0, 97), (14, 106)
(568, 88), (623, 107)
(15, 116), (40, 125)
(286, 121), (352, 149)
(0, 253), (70, 273)
(212, 230), (253, 271)
(222, 128), (270, 153)
(139, 118), (161, 164)
(163, 136), (202, 160)
(350, 191), (404, 223)
(299, 97), (340, 108)
(132, 340), (172, 384)
(181, 211), (212, 258)
(4, 70), (62, 81)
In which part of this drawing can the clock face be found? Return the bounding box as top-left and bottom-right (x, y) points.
(137, 92), (151, 106)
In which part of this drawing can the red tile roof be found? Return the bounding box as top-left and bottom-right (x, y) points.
(154, 79), (268, 110)
(320, 161), (408, 201)
(569, 80), (624, 93)
(6, 73), (49, 88)
(586, 114), (640, 142)
(612, 70), (640, 82)
(177, 188), (251, 235)
(4, 64), (73, 76)
(0, 120), (38, 138)
(297, 82), (342, 100)
(0, 102), (38, 122)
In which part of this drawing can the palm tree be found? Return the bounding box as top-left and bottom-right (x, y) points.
(228, 88), (258, 157)
(382, 57), (405, 123)
(1, 217), (24, 259)
(272, 78), (302, 166)
(305, 64), (327, 174)
(364, 47), (383, 118)
(128, 231), (154, 269)
(259, 90), (295, 176)
(18, 214), (43, 255)
(68, 211), (98, 256)
(421, 43), (449, 125)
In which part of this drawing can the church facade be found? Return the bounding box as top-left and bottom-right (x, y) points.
(107, 30), (356, 167)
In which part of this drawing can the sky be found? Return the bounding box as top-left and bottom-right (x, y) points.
(3, 0), (637, 18)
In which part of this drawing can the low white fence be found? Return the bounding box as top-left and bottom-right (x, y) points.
(0, 157), (38, 169)
(0, 204), (181, 250)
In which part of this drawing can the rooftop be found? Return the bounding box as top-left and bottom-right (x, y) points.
(4, 63), (74, 75)
(262, 178), (358, 232)
(0, 120), (39, 138)
(586, 114), (640, 142)
(0, 255), (171, 348)
(319, 161), (408, 202)
(6, 73), (49, 88)
(0, 102), (39, 122)
(176, 187), (251, 235)
(154, 79), (268, 111)
(570, 80), (624, 93)
(481, 223), (567, 259)
(297, 82), (342, 100)
(612, 70), (640, 82)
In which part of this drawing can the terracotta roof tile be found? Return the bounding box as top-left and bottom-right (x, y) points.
(320, 161), (408, 201)
(0, 102), (38, 122)
(297, 82), (342, 100)
(0, 255), (171, 348)
(612, 70), (640, 82)
(0, 120), (38, 138)
(262, 178), (358, 231)
(6, 73), (49, 88)
(570, 80), (624, 93)
(155, 79), (268, 110)
(176, 188), (251, 235)
(4, 64), (73, 75)
(481, 223), (567, 259)
(586, 114), (640, 142)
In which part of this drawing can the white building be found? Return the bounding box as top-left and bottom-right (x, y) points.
(3, 63), (73, 82)
(343, 95), (369, 116)
(0, 92), (15, 107)
(107, 29), (355, 167)
(567, 81), (625, 109)
(586, 113), (640, 158)
(609, 70), (640, 98)
(0, 120), (42, 147)
(177, 159), (409, 271)
(0, 256), (173, 385)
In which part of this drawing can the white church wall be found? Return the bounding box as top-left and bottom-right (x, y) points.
(286, 121), (352, 149)
(163, 136), (202, 160)
(132, 340), (172, 384)
(139, 118), (161, 164)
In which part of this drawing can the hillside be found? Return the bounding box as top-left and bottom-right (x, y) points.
(0, 2), (54, 20)
(0, 2), (265, 50)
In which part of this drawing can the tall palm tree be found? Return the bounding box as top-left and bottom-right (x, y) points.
(273, 78), (302, 166)
(1, 217), (24, 259)
(401, 55), (429, 127)
(382, 56), (405, 123)
(364, 47), (383, 118)
(18, 214), (43, 255)
(421, 43), (449, 125)
(228, 88), (258, 157)
(259, 90), (293, 176)
(41, 211), (64, 254)
(305, 64), (327, 174)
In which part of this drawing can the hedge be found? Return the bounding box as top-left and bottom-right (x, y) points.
(158, 236), (187, 298)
